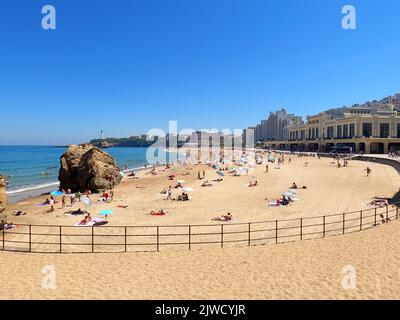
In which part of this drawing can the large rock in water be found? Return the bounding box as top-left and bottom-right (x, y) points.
(0, 176), (6, 213)
(59, 144), (122, 192)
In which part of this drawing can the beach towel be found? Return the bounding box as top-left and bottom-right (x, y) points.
(150, 211), (167, 216)
(74, 217), (104, 227)
(117, 205), (129, 209)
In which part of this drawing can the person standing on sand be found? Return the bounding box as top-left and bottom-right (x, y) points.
(62, 195), (66, 209)
(167, 185), (173, 200)
(49, 198), (55, 212)
(366, 167), (372, 177)
(198, 171), (201, 180)
(265, 164), (269, 173)
(203, 170), (206, 179)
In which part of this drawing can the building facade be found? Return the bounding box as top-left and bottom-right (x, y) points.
(254, 109), (303, 142)
(268, 102), (400, 154)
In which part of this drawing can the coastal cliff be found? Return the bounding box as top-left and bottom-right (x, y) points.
(0, 175), (6, 212)
(59, 144), (122, 192)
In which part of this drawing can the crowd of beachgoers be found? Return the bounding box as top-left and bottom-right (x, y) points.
(1, 147), (395, 234)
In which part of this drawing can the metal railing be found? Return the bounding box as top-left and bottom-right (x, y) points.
(1, 204), (398, 253)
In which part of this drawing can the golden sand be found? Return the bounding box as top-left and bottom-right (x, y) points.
(1, 155), (400, 299)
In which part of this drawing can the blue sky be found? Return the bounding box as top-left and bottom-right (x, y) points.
(1, 0), (400, 145)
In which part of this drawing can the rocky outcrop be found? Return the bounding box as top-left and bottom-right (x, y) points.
(59, 144), (122, 192)
(0, 176), (7, 213)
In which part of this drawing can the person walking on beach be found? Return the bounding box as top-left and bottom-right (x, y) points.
(366, 166), (372, 177)
(62, 195), (66, 209)
(70, 193), (75, 207)
(167, 185), (173, 200)
(265, 164), (269, 173)
(203, 170), (206, 179)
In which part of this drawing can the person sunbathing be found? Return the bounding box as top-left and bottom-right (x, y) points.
(175, 182), (183, 189)
(160, 189), (167, 195)
(213, 178), (223, 182)
(290, 182), (298, 189)
(215, 213), (232, 221)
(201, 180), (212, 187)
(13, 211), (26, 216)
(177, 192), (189, 201)
(248, 181), (258, 187)
(150, 209), (168, 216)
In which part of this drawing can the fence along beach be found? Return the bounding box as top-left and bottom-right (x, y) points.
(2, 149), (400, 299)
(1, 149), (400, 253)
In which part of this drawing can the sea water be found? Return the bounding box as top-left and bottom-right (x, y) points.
(0, 146), (180, 194)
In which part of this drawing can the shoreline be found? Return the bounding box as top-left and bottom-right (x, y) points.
(6, 165), (154, 204)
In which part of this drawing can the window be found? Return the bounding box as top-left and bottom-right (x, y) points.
(316, 128), (319, 139)
(349, 124), (355, 138)
(343, 124), (349, 138)
(327, 126), (334, 139)
(308, 129), (311, 140)
(312, 128), (315, 139)
(301, 130), (305, 140)
(397, 124), (400, 138)
(362, 123), (372, 138)
(380, 123), (390, 138)
(337, 125), (342, 138)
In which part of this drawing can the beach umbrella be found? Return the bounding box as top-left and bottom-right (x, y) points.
(50, 191), (64, 196)
(99, 210), (113, 219)
(182, 187), (194, 192)
(216, 171), (225, 177)
(80, 196), (92, 207)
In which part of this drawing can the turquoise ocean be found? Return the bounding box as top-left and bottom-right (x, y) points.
(0, 146), (179, 195)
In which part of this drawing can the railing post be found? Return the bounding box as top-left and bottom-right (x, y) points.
(397, 207), (399, 220)
(188, 225), (191, 250)
(59, 226), (62, 253)
(221, 224), (224, 248)
(248, 223), (251, 246)
(124, 226), (127, 252)
(156, 226), (160, 252)
(91, 227), (94, 253)
(300, 218), (303, 240)
(323, 216), (326, 237)
(2, 226), (4, 250)
(29, 225), (32, 252)
(374, 208), (377, 226)
(386, 205), (389, 222)
(342, 213), (346, 234)
(360, 210), (363, 231)
(275, 220), (278, 244)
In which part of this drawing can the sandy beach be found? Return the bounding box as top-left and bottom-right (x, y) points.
(1, 218), (400, 299)
(1, 152), (400, 299)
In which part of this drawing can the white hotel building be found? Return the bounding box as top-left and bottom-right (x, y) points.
(265, 99), (400, 154)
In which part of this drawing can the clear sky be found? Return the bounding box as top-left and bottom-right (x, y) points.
(1, 0), (400, 145)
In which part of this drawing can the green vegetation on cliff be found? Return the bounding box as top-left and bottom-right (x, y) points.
(90, 136), (157, 148)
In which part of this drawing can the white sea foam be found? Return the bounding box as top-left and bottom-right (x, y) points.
(6, 181), (60, 195)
